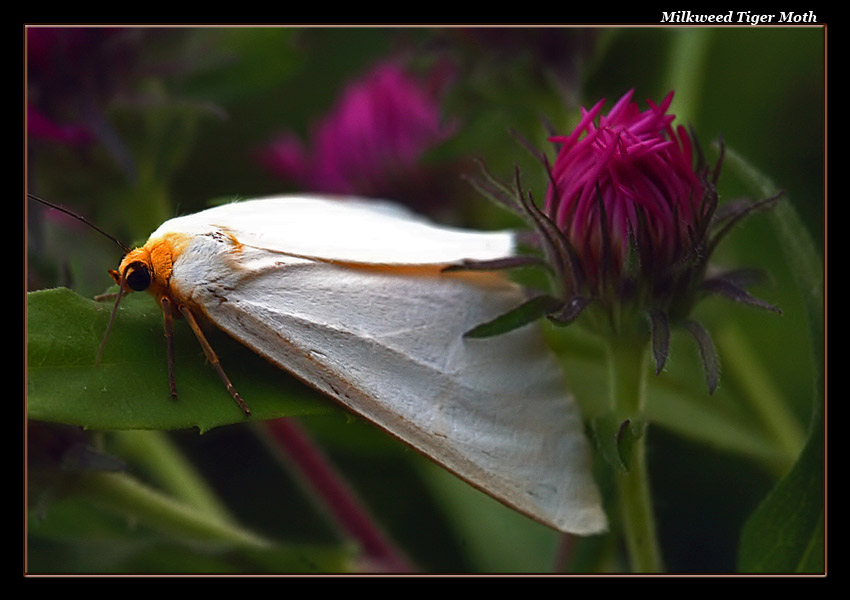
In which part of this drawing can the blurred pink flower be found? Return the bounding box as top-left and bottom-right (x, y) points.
(258, 61), (456, 200)
(26, 27), (148, 176)
(27, 104), (93, 146)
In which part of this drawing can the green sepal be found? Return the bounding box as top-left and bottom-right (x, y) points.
(442, 255), (545, 273)
(700, 275), (782, 314)
(463, 294), (564, 338)
(591, 415), (645, 472)
(647, 309), (670, 375)
(685, 319), (720, 394)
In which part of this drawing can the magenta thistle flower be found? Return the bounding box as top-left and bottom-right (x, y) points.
(258, 60), (457, 204)
(467, 90), (781, 392)
(546, 90), (701, 295)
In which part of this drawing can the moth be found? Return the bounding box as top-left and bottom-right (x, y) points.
(35, 194), (607, 535)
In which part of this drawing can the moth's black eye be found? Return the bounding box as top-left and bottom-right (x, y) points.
(125, 262), (152, 291)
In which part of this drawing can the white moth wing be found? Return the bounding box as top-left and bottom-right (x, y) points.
(170, 226), (607, 535)
(153, 195), (515, 265)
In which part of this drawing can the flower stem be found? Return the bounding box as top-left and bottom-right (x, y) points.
(111, 430), (237, 523)
(77, 471), (272, 549)
(615, 433), (663, 572)
(664, 28), (712, 127)
(606, 337), (664, 572)
(263, 418), (414, 573)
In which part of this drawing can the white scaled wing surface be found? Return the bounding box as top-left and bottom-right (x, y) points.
(164, 195), (607, 535)
(152, 195), (516, 265)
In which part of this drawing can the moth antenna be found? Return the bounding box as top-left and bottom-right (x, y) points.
(28, 192), (132, 363)
(28, 192), (131, 254)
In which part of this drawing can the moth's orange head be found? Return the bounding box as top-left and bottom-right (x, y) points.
(108, 233), (191, 301)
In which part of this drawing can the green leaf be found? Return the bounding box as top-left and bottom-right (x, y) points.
(737, 421), (823, 572)
(725, 147), (824, 573)
(27, 288), (334, 432)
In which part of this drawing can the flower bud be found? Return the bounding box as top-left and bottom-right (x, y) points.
(546, 90), (703, 306)
(468, 90), (781, 392)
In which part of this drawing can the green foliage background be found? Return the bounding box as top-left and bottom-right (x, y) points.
(26, 26), (824, 573)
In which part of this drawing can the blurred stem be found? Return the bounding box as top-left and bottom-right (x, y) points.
(606, 337), (664, 572)
(665, 28), (712, 127)
(81, 96), (138, 183)
(77, 471), (271, 549)
(263, 418), (414, 573)
(715, 326), (805, 467)
(111, 430), (237, 523)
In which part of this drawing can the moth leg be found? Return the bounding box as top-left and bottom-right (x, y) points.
(94, 291), (120, 302)
(95, 273), (129, 366)
(160, 297), (179, 402)
(178, 304), (252, 417)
